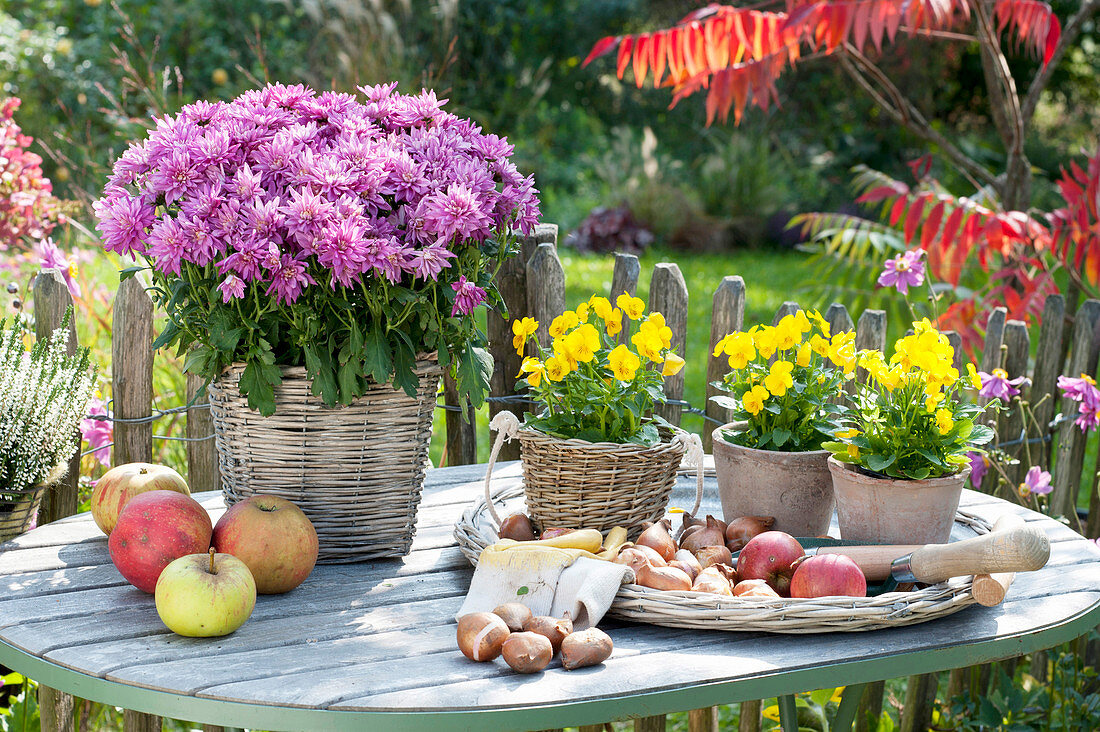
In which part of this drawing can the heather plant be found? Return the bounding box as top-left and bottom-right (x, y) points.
(94, 82), (541, 416)
(0, 312), (96, 500)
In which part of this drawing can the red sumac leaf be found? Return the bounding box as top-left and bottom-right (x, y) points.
(583, 36), (620, 68)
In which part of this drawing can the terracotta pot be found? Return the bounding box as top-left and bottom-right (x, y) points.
(827, 457), (970, 544)
(711, 424), (833, 537)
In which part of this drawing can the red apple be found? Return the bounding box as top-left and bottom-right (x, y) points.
(91, 462), (190, 535)
(108, 490), (213, 593)
(212, 495), (318, 594)
(790, 554), (867, 598)
(735, 531), (805, 597)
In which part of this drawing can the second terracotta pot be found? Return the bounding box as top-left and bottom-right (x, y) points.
(827, 457), (970, 545)
(711, 424), (834, 537)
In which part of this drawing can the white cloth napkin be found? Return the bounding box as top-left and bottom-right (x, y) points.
(456, 547), (632, 630)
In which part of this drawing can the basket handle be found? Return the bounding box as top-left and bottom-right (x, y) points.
(484, 410), (522, 528)
(672, 429), (705, 518)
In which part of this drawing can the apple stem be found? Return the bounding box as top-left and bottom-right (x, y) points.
(208, 547), (217, 575)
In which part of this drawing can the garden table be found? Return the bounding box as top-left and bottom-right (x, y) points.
(1, 461), (1099, 732)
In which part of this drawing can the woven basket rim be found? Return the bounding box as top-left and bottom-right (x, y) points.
(518, 425), (687, 453)
(214, 352), (441, 380)
(452, 481), (991, 632)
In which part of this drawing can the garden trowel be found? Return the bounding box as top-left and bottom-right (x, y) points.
(804, 515), (1049, 594)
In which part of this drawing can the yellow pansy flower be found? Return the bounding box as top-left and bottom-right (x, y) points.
(925, 390), (944, 412)
(763, 360), (795, 397)
(847, 443), (860, 459)
(742, 384), (770, 416)
(575, 302), (590, 322)
(796, 342), (813, 367)
(827, 331), (857, 374)
(640, 317), (673, 350)
(544, 355), (571, 382)
(609, 344), (641, 381)
(589, 296), (613, 322)
(511, 317), (539, 355)
(774, 314), (802, 350)
(631, 330), (665, 363)
(606, 308), (623, 337)
(753, 326), (779, 360)
(616, 294), (645, 320)
(966, 363), (982, 390)
(662, 353), (685, 376)
(809, 333), (831, 357)
(563, 323), (601, 363)
(834, 427), (861, 439)
(935, 408), (954, 434)
(549, 310), (580, 338)
(516, 357), (545, 387)
(808, 309), (831, 337)
(720, 332), (757, 370)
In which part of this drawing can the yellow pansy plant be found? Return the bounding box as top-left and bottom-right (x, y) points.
(711, 309), (847, 451)
(823, 320), (993, 480)
(512, 295), (687, 445)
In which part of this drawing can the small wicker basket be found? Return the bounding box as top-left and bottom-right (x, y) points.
(484, 412), (691, 538)
(208, 357), (441, 563)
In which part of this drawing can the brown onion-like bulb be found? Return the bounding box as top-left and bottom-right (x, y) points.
(632, 544), (669, 567)
(733, 579), (780, 598)
(695, 544), (734, 569)
(561, 627), (614, 670)
(636, 519), (676, 561)
(669, 559), (700, 581)
(673, 549), (703, 575)
(523, 615), (573, 654)
(680, 515), (728, 553)
(634, 563), (692, 591)
(613, 547), (652, 572)
(493, 602), (533, 632)
(725, 516), (776, 552)
(456, 612), (510, 662)
(692, 565), (734, 595)
(498, 513), (537, 541)
(677, 512), (705, 540)
(501, 631), (553, 673)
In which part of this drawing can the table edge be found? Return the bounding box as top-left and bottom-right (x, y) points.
(4, 596), (1098, 732)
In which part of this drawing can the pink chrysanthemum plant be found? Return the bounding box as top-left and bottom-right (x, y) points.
(94, 83), (540, 415)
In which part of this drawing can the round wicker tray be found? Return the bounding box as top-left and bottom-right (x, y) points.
(453, 483), (993, 633)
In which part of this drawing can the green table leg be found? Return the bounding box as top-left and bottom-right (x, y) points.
(832, 682), (868, 732)
(778, 694), (798, 732)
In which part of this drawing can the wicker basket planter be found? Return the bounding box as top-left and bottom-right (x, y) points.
(515, 427), (687, 538)
(208, 357), (442, 563)
(0, 481), (50, 543)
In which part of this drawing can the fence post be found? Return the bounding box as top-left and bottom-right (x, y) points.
(443, 373), (477, 466)
(999, 320), (1030, 493)
(487, 224), (557, 462)
(824, 303), (854, 336)
(978, 308), (1007, 495)
(1031, 294), (1066, 467)
(772, 301), (799, 324)
(704, 276), (746, 451)
(186, 373), (220, 493)
(109, 278), (162, 732)
(526, 243), (566, 350)
(32, 269), (80, 524)
(650, 263), (688, 427)
(610, 253), (641, 346)
(899, 671), (938, 732)
(112, 277), (154, 465)
(738, 699), (762, 732)
(610, 252), (641, 301)
(1051, 300), (1100, 522)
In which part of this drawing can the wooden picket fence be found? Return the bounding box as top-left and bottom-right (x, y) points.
(26, 220), (1100, 731)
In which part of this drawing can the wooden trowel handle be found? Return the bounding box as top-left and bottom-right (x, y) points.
(816, 545), (923, 582)
(972, 514), (1026, 606)
(905, 521), (1049, 584)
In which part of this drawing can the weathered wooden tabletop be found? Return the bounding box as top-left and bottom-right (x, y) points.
(2, 462), (1099, 732)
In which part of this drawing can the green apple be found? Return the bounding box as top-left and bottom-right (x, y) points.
(155, 549), (256, 637)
